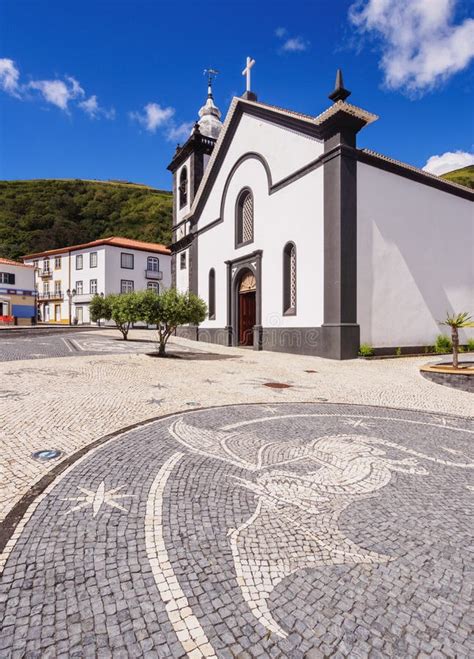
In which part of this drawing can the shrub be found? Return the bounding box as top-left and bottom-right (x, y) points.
(466, 338), (474, 352)
(395, 347), (402, 356)
(434, 334), (452, 354)
(359, 343), (374, 357)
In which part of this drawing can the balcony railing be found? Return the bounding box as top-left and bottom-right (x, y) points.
(38, 269), (53, 278)
(145, 270), (163, 280)
(38, 291), (64, 301)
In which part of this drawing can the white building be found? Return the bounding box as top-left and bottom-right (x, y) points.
(0, 257), (36, 325)
(168, 69), (474, 359)
(23, 236), (171, 325)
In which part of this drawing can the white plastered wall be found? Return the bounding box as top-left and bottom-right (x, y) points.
(357, 163), (474, 347)
(197, 114), (325, 329)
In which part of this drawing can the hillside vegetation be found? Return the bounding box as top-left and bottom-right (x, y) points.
(440, 165), (474, 189)
(0, 179), (173, 261)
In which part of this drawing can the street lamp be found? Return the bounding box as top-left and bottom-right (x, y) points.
(66, 288), (76, 325)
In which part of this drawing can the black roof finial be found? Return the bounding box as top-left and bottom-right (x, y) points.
(328, 69), (351, 103)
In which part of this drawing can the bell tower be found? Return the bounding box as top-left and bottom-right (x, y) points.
(168, 72), (223, 293)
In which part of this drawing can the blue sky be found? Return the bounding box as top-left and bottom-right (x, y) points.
(1, 0), (473, 188)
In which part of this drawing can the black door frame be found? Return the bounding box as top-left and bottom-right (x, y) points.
(225, 249), (263, 350)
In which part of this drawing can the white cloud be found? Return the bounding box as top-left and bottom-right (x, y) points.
(349, 0), (474, 95)
(130, 102), (175, 133)
(282, 36), (310, 52)
(423, 150), (474, 175)
(275, 28), (310, 53)
(166, 121), (194, 142)
(0, 58), (21, 97)
(79, 94), (115, 120)
(0, 57), (113, 118)
(29, 79), (76, 110)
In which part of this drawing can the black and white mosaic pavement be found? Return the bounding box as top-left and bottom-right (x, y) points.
(0, 403), (473, 658)
(0, 333), (185, 362)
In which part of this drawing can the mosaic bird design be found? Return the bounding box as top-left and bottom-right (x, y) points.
(169, 419), (434, 638)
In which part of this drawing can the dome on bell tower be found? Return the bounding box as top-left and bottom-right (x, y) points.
(197, 78), (223, 140)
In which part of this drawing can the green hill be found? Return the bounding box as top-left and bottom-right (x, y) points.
(0, 179), (173, 261)
(440, 165), (474, 189)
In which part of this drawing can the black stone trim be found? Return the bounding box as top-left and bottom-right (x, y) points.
(171, 150), (327, 250)
(282, 241), (297, 316)
(357, 150), (474, 201)
(322, 127), (360, 360)
(225, 250), (263, 350)
(167, 132), (216, 173)
(190, 103), (325, 221)
(234, 187), (254, 249)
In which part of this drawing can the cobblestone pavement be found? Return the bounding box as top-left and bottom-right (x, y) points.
(1, 329), (473, 532)
(0, 332), (161, 362)
(1, 403), (473, 658)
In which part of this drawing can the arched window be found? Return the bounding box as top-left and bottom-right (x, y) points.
(147, 256), (160, 272)
(235, 189), (254, 247)
(208, 268), (216, 319)
(283, 242), (297, 315)
(179, 167), (188, 208)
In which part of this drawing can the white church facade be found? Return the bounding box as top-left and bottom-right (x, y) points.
(169, 69), (473, 360)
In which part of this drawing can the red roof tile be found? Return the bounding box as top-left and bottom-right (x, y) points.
(21, 236), (171, 260)
(0, 257), (35, 268)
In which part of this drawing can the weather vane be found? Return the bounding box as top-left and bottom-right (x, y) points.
(203, 68), (219, 88)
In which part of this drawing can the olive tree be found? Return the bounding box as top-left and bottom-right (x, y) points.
(140, 288), (207, 355)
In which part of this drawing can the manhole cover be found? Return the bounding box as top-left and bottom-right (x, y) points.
(263, 382), (292, 389)
(32, 449), (63, 461)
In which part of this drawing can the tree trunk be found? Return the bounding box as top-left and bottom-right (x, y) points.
(452, 327), (458, 368)
(158, 340), (166, 355)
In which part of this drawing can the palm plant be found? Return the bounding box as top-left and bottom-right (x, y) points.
(440, 312), (474, 368)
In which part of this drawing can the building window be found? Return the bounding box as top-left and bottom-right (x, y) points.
(179, 167), (188, 208)
(283, 242), (297, 315)
(54, 281), (61, 295)
(76, 254), (83, 270)
(121, 280), (134, 293)
(208, 268), (216, 320)
(90, 252), (98, 268)
(180, 252), (186, 270)
(90, 279), (98, 294)
(147, 256), (159, 272)
(33, 260), (39, 269)
(0, 272), (15, 285)
(43, 282), (50, 295)
(236, 189), (254, 246)
(43, 258), (51, 272)
(121, 253), (134, 269)
(54, 256), (61, 269)
(76, 281), (83, 294)
(147, 281), (159, 293)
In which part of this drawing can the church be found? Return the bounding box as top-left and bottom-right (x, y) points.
(168, 63), (473, 360)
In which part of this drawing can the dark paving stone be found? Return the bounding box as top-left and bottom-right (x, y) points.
(0, 403), (473, 658)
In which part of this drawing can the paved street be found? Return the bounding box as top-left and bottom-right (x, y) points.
(1, 403), (473, 657)
(0, 331), (160, 362)
(0, 331), (473, 657)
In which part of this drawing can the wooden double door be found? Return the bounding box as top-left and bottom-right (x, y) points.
(239, 291), (256, 346)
